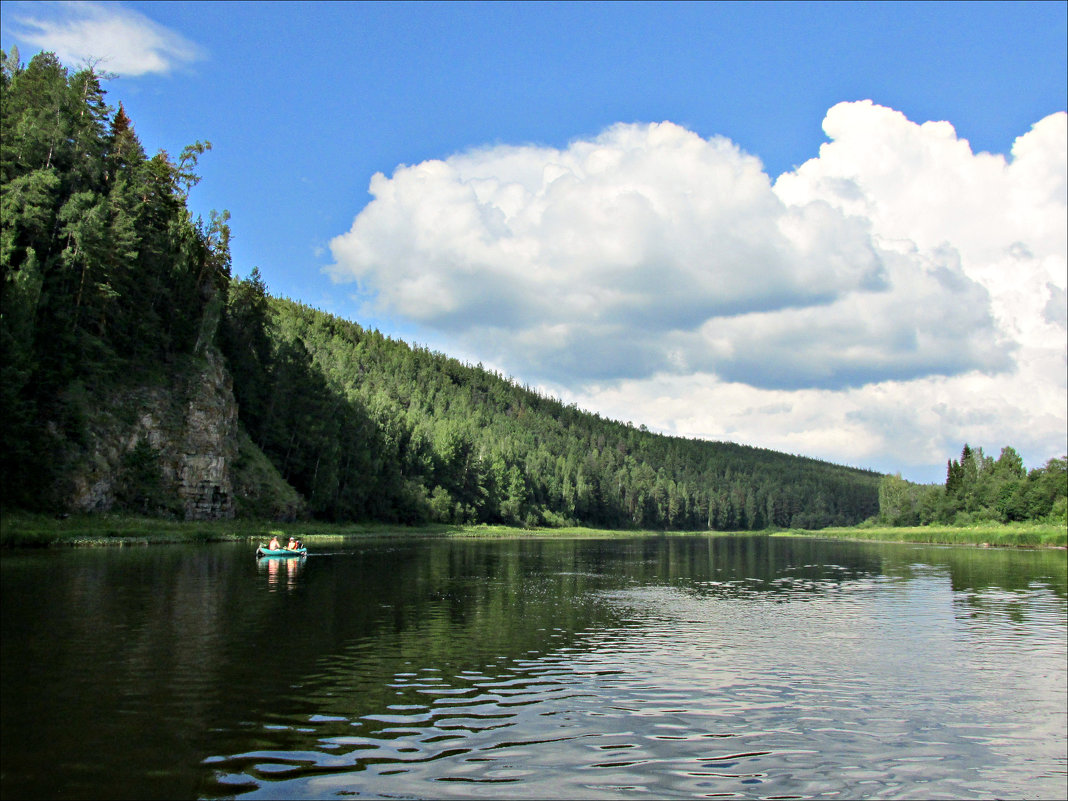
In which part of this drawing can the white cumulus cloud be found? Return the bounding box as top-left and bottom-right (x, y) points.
(329, 102), (1067, 481)
(7, 1), (203, 76)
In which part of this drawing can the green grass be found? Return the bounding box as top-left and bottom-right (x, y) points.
(0, 512), (456, 548)
(778, 521), (1067, 548)
(444, 524), (728, 539)
(3, 511), (1064, 549)
(0, 514), (730, 548)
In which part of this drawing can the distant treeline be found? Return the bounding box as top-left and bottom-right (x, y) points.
(877, 445), (1066, 527)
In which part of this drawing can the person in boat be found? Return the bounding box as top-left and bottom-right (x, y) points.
(286, 537), (299, 551)
(268, 535), (281, 550)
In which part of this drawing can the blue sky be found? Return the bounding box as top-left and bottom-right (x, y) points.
(2, 1), (1066, 482)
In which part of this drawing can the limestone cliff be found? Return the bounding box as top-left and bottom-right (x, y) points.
(61, 347), (297, 520)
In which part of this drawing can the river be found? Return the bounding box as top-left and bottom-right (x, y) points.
(1, 534), (1065, 799)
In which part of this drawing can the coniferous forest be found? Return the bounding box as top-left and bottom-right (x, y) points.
(2, 51), (232, 509)
(2, 51), (1063, 531)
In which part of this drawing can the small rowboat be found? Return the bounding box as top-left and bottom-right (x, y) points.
(256, 546), (307, 557)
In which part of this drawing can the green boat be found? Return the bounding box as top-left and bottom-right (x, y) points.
(256, 546), (307, 557)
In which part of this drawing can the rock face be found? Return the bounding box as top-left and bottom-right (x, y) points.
(175, 349), (238, 519)
(66, 348), (239, 520)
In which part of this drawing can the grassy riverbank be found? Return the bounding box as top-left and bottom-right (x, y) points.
(779, 521), (1067, 548)
(0, 514), (710, 548)
(0, 512), (456, 548)
(2, 511), (1064, 549)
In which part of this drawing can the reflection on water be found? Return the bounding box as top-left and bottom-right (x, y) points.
(258, 553), (307, 592)
(1, 536), (1065, 800)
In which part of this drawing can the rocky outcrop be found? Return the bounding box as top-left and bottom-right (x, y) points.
(65, 348), (240, 520)
(175, 348), (238, 519)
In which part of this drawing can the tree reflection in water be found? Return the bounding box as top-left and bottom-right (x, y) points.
(0, 536), (1063, 801)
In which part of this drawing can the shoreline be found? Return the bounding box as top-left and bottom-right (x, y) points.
(1, 513), (1064, 550)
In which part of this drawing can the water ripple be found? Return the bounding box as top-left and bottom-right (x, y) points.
(202, 564), (1067, 800)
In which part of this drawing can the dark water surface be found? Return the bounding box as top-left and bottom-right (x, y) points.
(1, 535), (1065, 800)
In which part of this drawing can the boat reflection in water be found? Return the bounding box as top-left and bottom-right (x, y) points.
(257, 551), (306, 591)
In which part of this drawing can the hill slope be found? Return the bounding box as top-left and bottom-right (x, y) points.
(222, 289), (881, 528)
(1, 49), (881, 527)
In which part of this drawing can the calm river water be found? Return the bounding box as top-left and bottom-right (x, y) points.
(1, 535), (1065, 800)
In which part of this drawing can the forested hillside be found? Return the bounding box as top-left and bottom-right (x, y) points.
(223, 283), (882, 528)
(1, 49), (886, 528)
